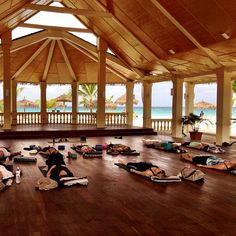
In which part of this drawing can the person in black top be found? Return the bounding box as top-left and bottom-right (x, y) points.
(40, 147), (65, 172)
(180, 153), (236, 170)
(121, 161), (166, 177)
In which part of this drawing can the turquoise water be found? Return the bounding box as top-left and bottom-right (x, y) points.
(17, 106), (236, 119)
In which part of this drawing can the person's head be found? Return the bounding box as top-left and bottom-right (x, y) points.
(180, 153), (193, 162)
(150, 166), (166, 177)
(48, 147), (57, 154)
(0, 150), (4, 158)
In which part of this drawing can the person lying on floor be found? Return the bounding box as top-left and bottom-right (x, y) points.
(40, 147), (65, 172)
(120, 161), (167, 178)
(44, 164), (88, 188)
(142, 139), (187, 153)
(107, 143), (139, 155)
(180, 153), (236, 170)
(0, 147), (21, 158)
(46, 164), (73, 184)
(73, 144), (96, 153)
(0, 158), (14, 189)
(181, 141), (225, 153)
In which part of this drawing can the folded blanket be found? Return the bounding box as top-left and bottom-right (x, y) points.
(115, 163), (181, 183)
(60, 176), (88, 186)
(13, 156), (37, 162)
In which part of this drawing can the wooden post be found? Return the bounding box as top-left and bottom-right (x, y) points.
(185, 82), (195, 116)
(72, 81), (78, 124)
(216, 68), (232, 145)
(172, 77), (183, 137)
(11, 80), (17, 125)
(40, 81), (47, 124)
(96, 37), (107, 128)
(2, 30), (12, 129)
(126, 81), (134, 126)
(142, 81), (152, 128)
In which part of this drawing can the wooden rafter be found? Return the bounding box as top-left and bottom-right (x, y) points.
(42, 39), (55, 81)
(62, 0), (145, 78)
(149, 0), (221, 67)
(93, 0), (175, 73)
(64, 39), (129, 81)
(0, 31), (48, 56)
(19, 23), (92, 33)
(24, 4), (112, 17)
(57, 39), (77, 81)
(11, 39), (51, 79)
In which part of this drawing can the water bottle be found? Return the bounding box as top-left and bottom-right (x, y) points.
(15, 167), (21, 184)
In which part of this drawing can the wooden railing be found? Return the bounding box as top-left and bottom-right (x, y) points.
(17, 112), (41, 124)
(105, 112), (127, 126)
(77, 112), (96, 125)
(0, 112), (127, 127)
(152, 118), (172, 133)
(48, 112), (72, 124)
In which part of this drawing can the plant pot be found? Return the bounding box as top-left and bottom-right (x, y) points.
(189, 131), (203, 141)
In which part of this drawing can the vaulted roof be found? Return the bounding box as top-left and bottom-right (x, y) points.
(1, 0), (236, 84)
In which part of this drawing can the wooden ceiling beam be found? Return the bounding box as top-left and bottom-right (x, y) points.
(64, 39), (129, 81)
(93, 0), (175, 73)
(24, 4), (112, 17)
(149, 0), (221, 67)
(19, 23), (93, 33)
(61, 31), (129, 69)
(42, 39), (55, 81)
(57, 39), (77, 81)
(11, 39), (51, 79)
(0, 30), (48, 55)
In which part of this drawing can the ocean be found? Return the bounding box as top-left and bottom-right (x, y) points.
(17, 106), (236, 120)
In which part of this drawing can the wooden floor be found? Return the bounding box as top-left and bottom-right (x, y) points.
(0, 134), (236, 236)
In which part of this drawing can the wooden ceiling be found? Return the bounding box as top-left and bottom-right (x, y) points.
(1, 0), (236, 84)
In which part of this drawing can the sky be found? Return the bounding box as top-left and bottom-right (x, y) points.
(0, 2), (218, 107)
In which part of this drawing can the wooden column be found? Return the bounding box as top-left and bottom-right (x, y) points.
(2, 31), (12, 129)
(40, 81), (47, 124)
(216, 68), (232, 145)
(96, 37), (107, 128)
(142, 81), (152, 128)
(11, 80), (17, 125)
(172, 78), (183, 137)
(71, 81), (78, 124)
(185, 82), (195, 116)
(126, 81), (134, 126)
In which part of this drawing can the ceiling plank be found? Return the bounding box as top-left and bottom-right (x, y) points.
(57, 39), (77, 81)
(11, 39), (51, 79)
(149, 0), (221, 67)
(24, 4), (112, 17)
(19, 22), (93, 33)
(42, 39), (55, 81)
(0, 30), (48, 55)
(64, 39), (129, 81)
(93, 0), (175, 73)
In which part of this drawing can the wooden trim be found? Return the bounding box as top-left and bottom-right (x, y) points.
(24, 4), (112, 17)
(57, 39), (76, 81)
(19, 22), (92, 33)
(42, 39), (55, 81)
(11, 39), (51, 79)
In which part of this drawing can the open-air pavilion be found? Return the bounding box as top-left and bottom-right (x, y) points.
(0, 0), (236, 144)
(0, 1), (236, 236)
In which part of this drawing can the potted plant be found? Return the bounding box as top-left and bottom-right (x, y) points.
(181, 112), (213, 140)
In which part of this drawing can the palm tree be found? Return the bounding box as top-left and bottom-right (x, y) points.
(232, 81), (236, 108)
(17, 86), (24, 96)
(78, 84), (97, 112)
(46, 98), (57, 111)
